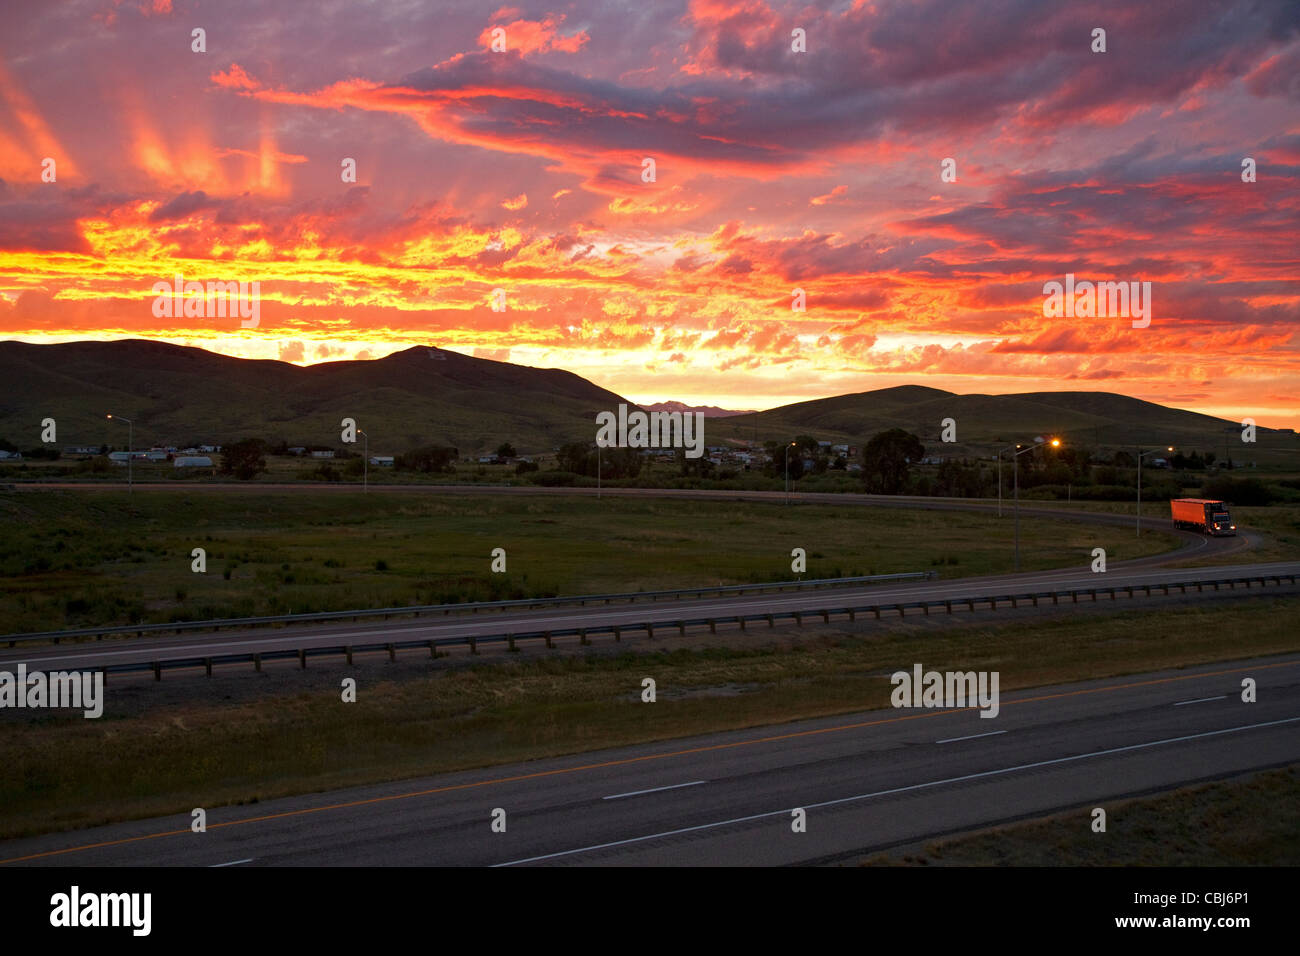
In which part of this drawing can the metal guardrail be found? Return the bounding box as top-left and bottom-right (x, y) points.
(2, 571), (936, 646)
(66, 571), (1300, 681)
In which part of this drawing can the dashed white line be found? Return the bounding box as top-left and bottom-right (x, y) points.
(1174, 695), (1227, 707)
(603, 781), (707, 800)
(936, 730), (1007, 744)
(494, 715), (1300, 866)
(209, 858), (253, 867)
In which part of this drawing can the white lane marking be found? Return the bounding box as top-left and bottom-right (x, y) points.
(209, 858), (253, 867)
(936, 730), (1007, 744)
(603, 780), (707, 801)
(493, 715), (1300, 866)
(1174, 695), (1227, 707)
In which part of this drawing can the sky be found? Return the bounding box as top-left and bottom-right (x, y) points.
(0, 0), (1297, 425)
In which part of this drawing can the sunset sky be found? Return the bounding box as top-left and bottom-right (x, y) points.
(1, 0), (1297, 425)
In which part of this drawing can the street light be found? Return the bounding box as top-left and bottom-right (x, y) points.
(358, 428), (368, 492)
(1002, 437), (1060, 572)
(784, 442), (797, 505)
(106, 413), (133, 494)
(1136, 446), (1173, 536)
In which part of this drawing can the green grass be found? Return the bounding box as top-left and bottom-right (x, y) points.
(2, 594), (1297, 841)
(857, 765), (1300, 866)
(0, 489), (1184, 633)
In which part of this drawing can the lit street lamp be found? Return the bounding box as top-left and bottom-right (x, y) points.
(106, 413), (133, 494)
(1001, 437), (1060, 572)
(784, 442), (797, 505)
(1136, 446), (1173, 536)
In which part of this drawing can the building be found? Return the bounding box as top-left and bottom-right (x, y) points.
(0, 450), (21, 461)
(174, 456), (213, 468)
(198, 444), (222, 453)
(63, 446), (99, 456)
(368, 456), (394, 467)
(310, 450), (335, 459)
(287, 446), (307, 456)
(143, 450), (169, 462)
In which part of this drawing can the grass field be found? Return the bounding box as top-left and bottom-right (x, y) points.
(856, 764), (1300, 866)
(2, 594), (1297, 841)
(0, 490), (1184, 633)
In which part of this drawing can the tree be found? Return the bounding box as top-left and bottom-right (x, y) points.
(862, 428), (924, 495)
(496, 442), (517, 459)
(220, 438), (267, 480)
(397, 445), (458, 473)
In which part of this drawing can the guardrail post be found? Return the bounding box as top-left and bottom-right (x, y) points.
(430, 642), (438, 659)
(677, 621), (686, 636)
(545, 631), (554, 648)
(1091, 589), (1097, 601)
(898, 605), (905, 617)
(967, 599), (975, 612)
(848, 609), (856, 622)
(822, 610), (830, 623)
(580, 628), (590, 645)
(153, 661), (161, 681)
(205, 657), (213, 677)
(945, 601), (952, 614)
(614, 626), (621, 642)
(1051, 593), (1058, 605)
(346, 646), (353, 665)
(507, 634), (516, 652)
(299, 649), (307, 669)
(1126, 586), (1133, 598)
(387, 643), (396, 662)
(708, 620), (716, 634)
(794, 611), (802, 626)
(766, 614), (775, 628)
(253, 654), (261, 673)
(1011, 597), (1017, 608)
(990, 598), (996, 611)
(647, 623), (654, 639)
(1071, 591), (1078, 603)
(874, 607), (881, 619)
(469, 636), (477, 655)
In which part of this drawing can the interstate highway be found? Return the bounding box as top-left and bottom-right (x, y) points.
(3, 560), (1296, 674)
(2, 653), (1296, 866)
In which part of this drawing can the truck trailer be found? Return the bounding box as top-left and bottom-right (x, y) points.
(1170, 498), (1236, 535)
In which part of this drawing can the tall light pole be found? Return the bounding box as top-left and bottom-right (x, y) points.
(1006, 437), (1060, 572)
(784, 441), (796, 505)
(358, 428), (368, 492)
(597, 443), (601, 500)
(106, 413), (133, 494)
(1136, 446), (1173, 536)
(996, 450), (1003, 517)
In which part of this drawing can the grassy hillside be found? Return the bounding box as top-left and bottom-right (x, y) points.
(713, 387), (1298, 466)
(0, 339), (632, 456)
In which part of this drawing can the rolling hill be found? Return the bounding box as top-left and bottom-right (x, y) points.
(1, 339), (1294, 465)
(0, 340), (633, 455)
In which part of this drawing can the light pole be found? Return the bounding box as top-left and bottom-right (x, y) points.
(358, 428), (368, 492)
(1136, 446), (1173, 536)
(784, 442), (796, 505)
(996, 451), (1003, 517)
(106, 413), (133, 494)
(597, 443), (601, 500)
(1004, 437), (1060, 572)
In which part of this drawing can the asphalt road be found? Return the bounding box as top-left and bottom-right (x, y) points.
(3, 653), (1296, 866)
(6, 560), (1295, 674)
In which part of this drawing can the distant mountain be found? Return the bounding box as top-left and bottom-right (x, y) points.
(711, 386), (1297, 463)
(641, 401), (756, 418)
(2, 340), (1293, 463)
(0, 340), (633, 455)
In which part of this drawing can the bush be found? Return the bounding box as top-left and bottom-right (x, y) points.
(1200, 476), (1277, 506)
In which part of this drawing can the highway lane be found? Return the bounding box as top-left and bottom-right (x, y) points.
(3, 653), (1296, 866)
(5, 560), (1297, 673)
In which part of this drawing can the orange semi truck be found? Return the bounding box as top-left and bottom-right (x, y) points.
(1170, 498), (1237, 535)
